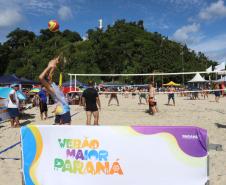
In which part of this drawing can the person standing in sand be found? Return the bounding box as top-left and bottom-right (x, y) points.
(7, 84), (20, 128)
(82, 80), (101, 125)
(148, 82), (157, 115)
(38, 86), (48, 120)
(138, 88), (147, 104)
(167, 85), (175, 106)
(108, 88), (119, 106)
(39, 56), (71, 125)
(214, 83), (221, 103)
(202, 85), (209, 100)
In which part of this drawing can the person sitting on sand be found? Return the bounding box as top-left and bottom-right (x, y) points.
(39, 56), (71, 125)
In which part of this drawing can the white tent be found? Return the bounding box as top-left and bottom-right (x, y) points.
(215, 76), (226, 83)
(188, 73), (207, 83)
(214, 62), (225, 72)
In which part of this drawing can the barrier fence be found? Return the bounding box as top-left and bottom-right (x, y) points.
(0, 98), (10, 123)
(20, 125), (208, 185)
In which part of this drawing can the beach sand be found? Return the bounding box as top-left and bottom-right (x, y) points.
(0, 94), (226, 185)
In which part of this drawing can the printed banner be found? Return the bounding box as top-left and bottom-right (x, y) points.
(0, 98), (9, 122)
(20, 125), (208, 185)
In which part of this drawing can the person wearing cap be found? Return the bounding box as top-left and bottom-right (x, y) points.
(82, 80), (101, 125)
(7, 84), (20, 127)
(39, 57), (71, 125)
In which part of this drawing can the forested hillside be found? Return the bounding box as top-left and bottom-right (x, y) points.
(0, 20), (216, 83)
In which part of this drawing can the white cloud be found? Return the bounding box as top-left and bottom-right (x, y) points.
(24, 0), (55, 14)
(199, 0), (226, 20)
(191, 34), (226, 62)
(58, 6), (73, 21)
(168, 0), (205, 10)
(191, 34), (226, 52)
(206, 49), (226, 62)
(0, 8), (23, 27)
(169, 0), (202, 5)
(173, 23), (200, 44)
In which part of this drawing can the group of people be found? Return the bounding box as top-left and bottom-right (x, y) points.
(7, 57), (101, 127)
(7, 56), (224, 127)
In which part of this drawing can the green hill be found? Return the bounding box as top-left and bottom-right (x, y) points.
(0, 20), (216, 84)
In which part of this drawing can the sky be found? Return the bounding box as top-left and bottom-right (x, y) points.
(0, 0), (226, 63)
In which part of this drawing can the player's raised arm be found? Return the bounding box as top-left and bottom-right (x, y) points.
(39, 57), (59, 96)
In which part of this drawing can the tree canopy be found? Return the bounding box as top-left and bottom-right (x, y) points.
(0, 20), (216, 84)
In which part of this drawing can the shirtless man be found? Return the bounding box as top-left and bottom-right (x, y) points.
(108, 88), (119, 106)
(148, 83), (157, 115)
(168, 86), (175, 106)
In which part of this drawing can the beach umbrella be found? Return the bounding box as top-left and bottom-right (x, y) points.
(0, 88), (26, 100)
(30, 88), (40, 93)
(163, 81), (181, 86)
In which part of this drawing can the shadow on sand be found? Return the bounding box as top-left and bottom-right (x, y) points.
(215, 123), (226, 129)
(20, 120), (32, 127)
(20, 113), (36, 120)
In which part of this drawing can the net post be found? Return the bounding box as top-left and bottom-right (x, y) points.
(206, 136), (210, 185)
(75, 75), (77, 92)
(69, 74), (72, 92)
(20, 138), (25, 185)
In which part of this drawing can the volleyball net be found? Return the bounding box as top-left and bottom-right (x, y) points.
(68, 70), (226, 95)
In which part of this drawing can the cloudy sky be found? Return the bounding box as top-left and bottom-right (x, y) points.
(0, 0), (226, 63)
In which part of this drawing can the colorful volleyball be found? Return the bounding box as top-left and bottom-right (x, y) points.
(48, 20), (59, 32)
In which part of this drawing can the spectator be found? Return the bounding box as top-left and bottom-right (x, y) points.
(7, 84), (20, 128)
(82, 80), (101, 125)
(38, 87), (48, 120)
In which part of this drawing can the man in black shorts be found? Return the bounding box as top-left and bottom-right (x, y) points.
(38, 87), (48, 120)
(82, 81), (101, 125)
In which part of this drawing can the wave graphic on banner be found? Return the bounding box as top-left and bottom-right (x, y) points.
(21, 125), (43, 185)
(113, 126), (207, 167)
(131, 126), (207, 157)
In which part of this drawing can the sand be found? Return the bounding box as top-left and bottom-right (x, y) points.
(0, 94), (226, 185)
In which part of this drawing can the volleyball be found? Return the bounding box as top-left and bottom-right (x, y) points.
(48, 20), (59, 32)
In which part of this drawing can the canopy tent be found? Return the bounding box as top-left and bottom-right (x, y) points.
(188, 73), (207, 83)
(20, 77), (39, 85)
(0, 75), (39, 85)
(0, 88), (26, 100)
(0, 74), (21, 84)
(214, 76), (226, 83)
(163, 81), (180, 86)
(62, 80), (87, 87)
